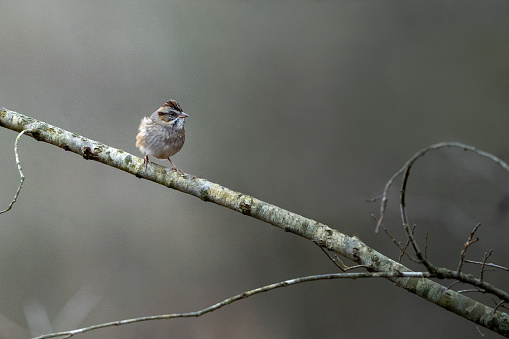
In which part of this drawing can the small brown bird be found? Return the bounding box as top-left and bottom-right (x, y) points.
(136, 100), (189, 171)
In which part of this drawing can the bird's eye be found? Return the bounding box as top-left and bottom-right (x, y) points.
(158, 111), (177, 122)
(167, 111), (179, 120)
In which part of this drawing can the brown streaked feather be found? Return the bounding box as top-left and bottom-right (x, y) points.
(164, 100), (183, 112)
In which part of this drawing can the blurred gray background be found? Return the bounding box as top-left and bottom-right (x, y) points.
(1, 1), (509, 338)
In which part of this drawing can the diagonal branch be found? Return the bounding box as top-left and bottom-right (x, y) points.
(1, 108), (509, 336)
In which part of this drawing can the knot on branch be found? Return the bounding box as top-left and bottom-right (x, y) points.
(238, 195), (253, 216)
(83, 146), (100, 160)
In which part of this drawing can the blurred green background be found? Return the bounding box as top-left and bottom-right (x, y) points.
(1, 1), (509, 338)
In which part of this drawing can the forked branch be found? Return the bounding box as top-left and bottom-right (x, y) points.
(376, 142), (509, 303)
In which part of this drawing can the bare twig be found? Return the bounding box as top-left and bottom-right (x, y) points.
(376, 142), (509, 232)
(493, 299), (507, 313)
(313, 241), (345, 271)
(464, 260), (509, 272)
(374, 141), (509, 302)
(376, 169), (404, 233)
(446, 280), (461, 290)
(313, 241), (369, 271)
(0, 130), (28, 215)
(399, 225), (420, 263)
(369, 214), (418, 263)
(403, 228), (509, 302)
(480, 250), (494, 282)
(394, 144), (509, 284)
(32, 271), (433, 339)
(457, 224), (482, 273)
(458, 287), (485, 294)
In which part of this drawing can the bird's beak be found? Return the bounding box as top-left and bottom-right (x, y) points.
(179, 112), (189, 118)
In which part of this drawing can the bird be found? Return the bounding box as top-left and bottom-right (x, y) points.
(136, 99), (189, 171)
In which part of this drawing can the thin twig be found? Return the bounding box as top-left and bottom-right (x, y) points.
(493, 299), (507, 313)
(375, 168), (404, 233)
(457, 288), (485, 294)
(395, 144), (509, 271)
(480, 250), (493, 282)
(446, 280), (461, 290)
(313, 241), (345, 271)
(464, 260), (509, 272)
(399, 225), (420, 263)
(376, 142), (509, 232)
(0, 130), (28, 215)
(457, 223), (482, 273)
(370, 214), (419, 263)
(33, 271), (433, 339)
(333, 256), (369, 271)
(378, 142), (509, 302)
(313, 241), (369, 271)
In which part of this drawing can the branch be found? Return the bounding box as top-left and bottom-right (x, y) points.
(376, 142), (509, 302)
(0, 130), (27, 214)
(458, 223), (482, 273)
(33, 272), (433, 339)
(376, 142), (509, 232)
(1, 108), (509, 336)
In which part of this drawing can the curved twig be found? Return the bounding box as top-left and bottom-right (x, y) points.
(33, 272), (433, 339)
(0, 129), (29, 214)
(376, 142), (509, 232)
(376, 142), (509, 302)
